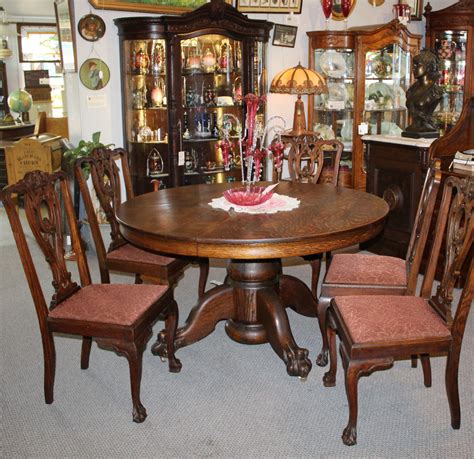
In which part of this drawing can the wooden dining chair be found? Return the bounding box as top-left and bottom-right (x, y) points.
(0, 170), (182, 422)
(75, 147), (209, 294)
(315, 163), (441, 367)
(284, 137), (344, 297)
(322, 175), (473, 446)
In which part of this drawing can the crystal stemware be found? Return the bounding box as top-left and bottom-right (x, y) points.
(341, 0), (351, 30)
(321, 0), (333, 30)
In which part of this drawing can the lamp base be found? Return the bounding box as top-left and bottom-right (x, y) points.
(292, 97), (307, 136)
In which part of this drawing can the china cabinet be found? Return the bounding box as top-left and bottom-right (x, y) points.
(425, 0), (474, 134)
(307, 20), (421, 190)
(115, 1), (272, 194)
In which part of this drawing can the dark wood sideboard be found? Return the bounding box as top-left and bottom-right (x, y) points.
(362, 135), (435, 258)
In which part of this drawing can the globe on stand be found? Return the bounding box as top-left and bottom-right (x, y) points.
(7, 89), (33, 123)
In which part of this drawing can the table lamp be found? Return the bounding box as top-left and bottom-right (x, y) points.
(270, 63), (327, 136)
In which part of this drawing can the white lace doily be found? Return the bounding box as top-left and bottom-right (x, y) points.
(209, 193), (300, 214)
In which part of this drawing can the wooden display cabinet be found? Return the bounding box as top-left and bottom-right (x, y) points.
(115, 0), (273, 194)
(425, 0), (474, 134)
(307, 20), (421, 190)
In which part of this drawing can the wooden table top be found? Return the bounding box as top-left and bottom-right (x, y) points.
(117, 181), (389, 259)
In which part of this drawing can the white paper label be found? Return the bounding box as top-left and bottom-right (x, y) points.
(326, 100), (345, 110)
(86, 94), (107, 108)
(358, 122), (369, 135)
(178, 151), (185, 166)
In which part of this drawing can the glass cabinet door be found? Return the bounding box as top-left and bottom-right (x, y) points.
(432, 30), (467, 133)
(179, 34), (246, 185)
(312, 47), (355, 163)
(362, 44), (411, 137)
(123, 38), (170, 190)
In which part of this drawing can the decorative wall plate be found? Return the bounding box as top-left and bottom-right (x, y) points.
(371, 53), (392, 78)
(78, 14), (106, 42)
(79, 58), (110, 90)
(327, 82), (348, 102)
(367, 82), (392, 101)
(329, 0), (357, 21)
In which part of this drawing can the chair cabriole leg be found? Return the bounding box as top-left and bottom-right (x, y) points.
(164, 300), (182, 373)
(446, 349), (461, 429)
(420, 354), (432, 387)
(323, 323), (337, 387)
(316, 297), (331, 367)
(80, 336), (92, 369)
(43, 331), (56, 404)
(124, 342), (147, 423)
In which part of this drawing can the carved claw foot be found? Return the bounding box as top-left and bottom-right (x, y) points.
(151, 332), (167, 358)
(132, 402), (147, 423)
(342, 425), (357, 446)
(285, 347), (312, 378)
(168, 357), (182, 373)
(316, 350), (328, 367)
(323, 371), (336, 387)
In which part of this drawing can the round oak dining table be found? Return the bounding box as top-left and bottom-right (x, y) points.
(117, 181), (389, 378)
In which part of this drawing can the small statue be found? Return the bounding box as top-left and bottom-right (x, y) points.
(402, 49), (444, 139)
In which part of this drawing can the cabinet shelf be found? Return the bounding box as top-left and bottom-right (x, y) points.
(182, 68), (241, 76)
(184, 104), (243, 110)
(148, 173), (169, 178)
(131, 107), (168, 111)
(130, 141), (168, 144)
(127, 72), (167, 78)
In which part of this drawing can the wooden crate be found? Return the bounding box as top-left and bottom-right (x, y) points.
(5, 134), (63, 185)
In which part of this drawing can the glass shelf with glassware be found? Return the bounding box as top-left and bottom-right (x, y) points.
(308, 22), (421, 190)
(115, 4), (272, 192)
(179, 34), (245, 183)
(431, 30), (467, 133)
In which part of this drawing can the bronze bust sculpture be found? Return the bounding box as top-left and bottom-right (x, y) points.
(402, 49), (444, 139)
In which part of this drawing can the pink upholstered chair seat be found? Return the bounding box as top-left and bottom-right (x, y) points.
(107, 243), (177, 266)
(334, 295), (451, 345)
(325, 254), (407, 286)
(49, 284), (169, 326)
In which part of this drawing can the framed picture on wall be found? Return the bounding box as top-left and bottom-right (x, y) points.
(88, 0), (230, 14)
(237, 0), (302, 14)
(272, 24), (297, 48)
(406, 0), (423, 20)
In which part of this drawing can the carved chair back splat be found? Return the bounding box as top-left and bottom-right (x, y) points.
(75, 147), (209, 293)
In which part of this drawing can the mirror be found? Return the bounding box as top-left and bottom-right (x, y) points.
(54, 0), (77, 72)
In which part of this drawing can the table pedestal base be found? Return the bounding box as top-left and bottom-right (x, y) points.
(151, 259), (316, 378)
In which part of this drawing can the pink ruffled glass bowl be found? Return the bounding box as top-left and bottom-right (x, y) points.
(223, 186), (274, 206)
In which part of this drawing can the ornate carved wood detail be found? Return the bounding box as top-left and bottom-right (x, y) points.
(163, 0), (273, 39)
(287, 138), (343, 184)
(430, 176), (473, 325)
(89, 147), (126, 252)
(425, 0), (474, 27)
(20, 171), (79, 309)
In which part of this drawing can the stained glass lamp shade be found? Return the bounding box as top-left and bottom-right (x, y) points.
(270, 63), (327, 136)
